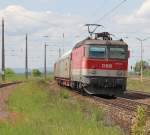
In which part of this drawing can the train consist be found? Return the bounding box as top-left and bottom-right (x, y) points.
(54, 30), (129, 96)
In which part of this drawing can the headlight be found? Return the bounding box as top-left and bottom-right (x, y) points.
(82, 77), (91, 84)
(90, 70), (96, 75)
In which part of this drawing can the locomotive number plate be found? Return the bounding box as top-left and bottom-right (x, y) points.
(101, 64), (112, 69)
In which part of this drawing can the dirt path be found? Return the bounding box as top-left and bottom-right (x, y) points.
(0, 84), (17, 121)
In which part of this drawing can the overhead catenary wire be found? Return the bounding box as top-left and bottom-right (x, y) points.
(90, 0), (106, 17)
(94, 0), (127, 23)
(81, 0), (128, 38)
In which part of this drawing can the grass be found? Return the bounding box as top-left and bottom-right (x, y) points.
(0, 74), (25, 83)
(0, 73), (54, 83)
(0, 79), (123, 135)
(127, 78), (150, 93)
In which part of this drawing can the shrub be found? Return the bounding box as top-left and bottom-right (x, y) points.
(131, 106), (147, 135)
(32, 69), (41, 77)
(4, 68), (15, 77)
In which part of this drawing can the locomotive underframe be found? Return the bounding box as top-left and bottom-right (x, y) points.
(81, 76), (127, 96)
(55, 76), (127, 96)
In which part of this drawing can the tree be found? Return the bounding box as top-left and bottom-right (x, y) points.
(4, 68), (15, 77)
(134, 60), (149, 73)
(32, 69), (41, 77)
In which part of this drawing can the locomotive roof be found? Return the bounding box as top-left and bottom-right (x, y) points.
(74, 38), (128, 49)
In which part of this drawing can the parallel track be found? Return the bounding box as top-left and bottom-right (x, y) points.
(125, 90), (150, 99)
(0, 81), (22, 88)
(127, 90), (150, 96)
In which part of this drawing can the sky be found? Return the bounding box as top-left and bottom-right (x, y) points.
(0, 0), (150, 71)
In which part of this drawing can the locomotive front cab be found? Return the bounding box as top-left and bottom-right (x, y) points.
(81, 41), (128, 96)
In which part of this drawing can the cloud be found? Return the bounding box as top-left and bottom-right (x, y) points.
(116, 0), (150, 24)
(0, 5), (86, 69)
(0, 5), (85, 35)
(110, 0), (150, 68)
(112, 0), (150, 38)
(136, 0), (150, 17)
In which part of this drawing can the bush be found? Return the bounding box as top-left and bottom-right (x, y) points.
(32, 69), (41, 77)
(131, 106), (147, 135)
(4, 68), (15, 77)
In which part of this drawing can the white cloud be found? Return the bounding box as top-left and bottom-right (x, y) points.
(0, 5), (85, 35)
(110, 0), (150, 68)
(116, 0), (150, 24)
(0, 5), (86, 69)
(136, 0), (150, 17)
(112, 0), (150, 39)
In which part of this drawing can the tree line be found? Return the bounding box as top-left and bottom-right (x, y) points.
(1, 68), (42, 77)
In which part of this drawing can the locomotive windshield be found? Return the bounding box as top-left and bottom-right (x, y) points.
(109, 47), (127, 59)
(89, 46), (106, 58)
(88, 45), (127, 59)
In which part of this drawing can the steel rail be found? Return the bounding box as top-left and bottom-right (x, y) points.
(126, 90), (150, 96)
(68, 88), (150, 115)
(0, 81), (22, 88)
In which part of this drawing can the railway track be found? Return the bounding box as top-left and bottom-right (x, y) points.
(0, 81), (22, 88)
(92, 96), (150, 115)
(125, 90), (150, 100)
(51, 81), (150, 116)
(69, 88), (150, 115)
(127, 90), (150, 96)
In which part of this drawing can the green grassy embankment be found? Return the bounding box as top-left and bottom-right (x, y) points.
(0, 79), (123, 135)
(127, 78), (150, 93)
(0, 73), (53, 83)
(0, 74), (25, 83)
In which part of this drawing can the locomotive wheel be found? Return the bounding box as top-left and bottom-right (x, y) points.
(80, 89), (85, 96)
(70, 81), (77, 90)
(78, 83), (85, 96)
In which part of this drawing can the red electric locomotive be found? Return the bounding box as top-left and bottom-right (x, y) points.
(54, 25), (129, 96)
